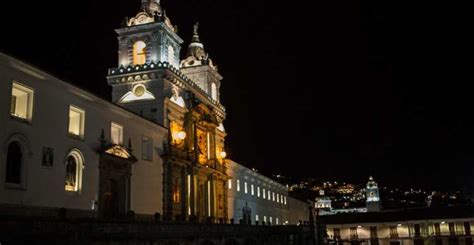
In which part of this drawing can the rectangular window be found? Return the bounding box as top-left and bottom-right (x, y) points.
(11, 81), (34, 121)
(464, 222), (471, 235)
(370, 226), (378, 239)
(277, 194), (280, 203)
(449, 222), (455, 236)
(257, 186), (260, 197)
(111, 122), (123, 145)
(284, 196), (287, 205)
(268, 190), (271, 200)
(390, 226), (398, 238)
(263, 188), (266, 198)
(256, 214), (259, 221)
(251, 184), (254, 195)
(273, 192), (275, 202)
(237, 179), (240, 192)
(244, 182), (248, 194)
(334, 228), (341, 239)
(228, 179), (232, 189)
(270, 217), (273, 224)
(350, 227), (358, 240)
(68, 106), (85, 138)
(264, 216), (267, 223)
(414, 224), (421, 236)
(434, 223), (441, 236)
(142, 136), (153, 161)
(276, 218), (279, 225)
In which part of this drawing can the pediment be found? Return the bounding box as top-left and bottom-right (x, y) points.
(193, 103), (219, 125)
(103, 145), (137, 162)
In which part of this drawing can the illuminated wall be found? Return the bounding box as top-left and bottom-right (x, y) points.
(227, 160), (291, 225)
(0, 52), (167, 215)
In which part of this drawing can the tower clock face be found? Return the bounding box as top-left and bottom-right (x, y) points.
(133, 85), (146, 97)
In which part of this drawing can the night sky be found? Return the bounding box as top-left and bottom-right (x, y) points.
(1, 1), (472, 191)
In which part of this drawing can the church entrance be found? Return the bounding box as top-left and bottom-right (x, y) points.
(98, 145), (137, 219)
(103, 179), (119, 218)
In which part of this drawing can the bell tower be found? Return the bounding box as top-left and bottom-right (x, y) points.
(107, 0), (183, 124)
(180, 23), (223, 103)
(107, 2), (229, 222)
(117, 0), (182, 68)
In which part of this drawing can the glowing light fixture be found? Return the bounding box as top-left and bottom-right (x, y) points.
(220, 151), (227, 159)
(176, 131), (187, 140)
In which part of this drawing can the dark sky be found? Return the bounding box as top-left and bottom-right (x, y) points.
(1, 1), (473, 191)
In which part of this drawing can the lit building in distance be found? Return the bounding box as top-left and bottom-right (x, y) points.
(366, 176), (382, 212)
(315, 190), (332, 210)
(323, 207), (474, 245)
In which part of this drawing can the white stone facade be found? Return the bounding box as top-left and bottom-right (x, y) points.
(0, 52), (167, 215)
(226, 160), (304, 225)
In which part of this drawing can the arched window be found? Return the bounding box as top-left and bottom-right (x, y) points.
(65, 150), (84, 192)
(168, 45), (175, 66)
(133, 41), (147, 65)
(5, 141), (22, 184)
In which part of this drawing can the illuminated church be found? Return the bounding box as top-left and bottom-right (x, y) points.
(0, 0), (309, 225)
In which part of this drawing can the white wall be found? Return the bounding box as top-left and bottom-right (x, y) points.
(288, 196), (311, 225)
(0, 52), (166, 215)
(227, 160), (289, 225)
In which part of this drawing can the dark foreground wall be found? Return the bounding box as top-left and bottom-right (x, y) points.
(0, 215), (316, 245)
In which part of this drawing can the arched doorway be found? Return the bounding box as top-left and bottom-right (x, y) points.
(99, 145), (137, 219)
(5, 141), (22, 184)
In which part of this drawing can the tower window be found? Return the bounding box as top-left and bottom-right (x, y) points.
(5, 141), (22, 184)
(65, 150), (84, 192)
(142, 136), (153, 161)
(133, 41), (147, 65)
(11, 82), (34, 122)
(111, 122), (124, 145)
(68, 106), (85, 139)
(168, 45), (175, 66)
(211, 83), (218, 101)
